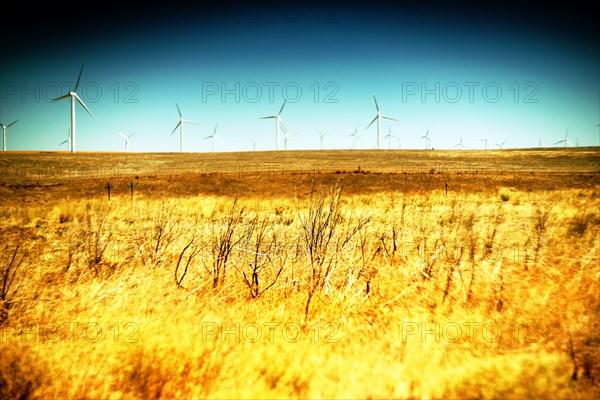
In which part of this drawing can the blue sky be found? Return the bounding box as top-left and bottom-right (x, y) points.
(1, 1), (598, 152)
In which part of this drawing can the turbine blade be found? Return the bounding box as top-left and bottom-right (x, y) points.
(171, 122), (181, 135)
(59, 139), (69, 145)
(182, 119), (199, 124)
(118, 132), (127, 139)
(128, 133), (135, 138)
(74, 93), (95, 118)
(366, 116), (377, 129)
(202, 135), (212, 140)
(261, 116), (276, 119)
(6, 119), (18, 128)
(52, 93), (71, 102)
(74, 64), (84, 92)
(279, 117), (288, 131)
(373, 96), (379, 112)
(176, 103), (182, 118)
(278, 100), (286, 115)
(215, 136), (223, 144)
(381, 116), (398, 121)
(213, 124), (218, 134)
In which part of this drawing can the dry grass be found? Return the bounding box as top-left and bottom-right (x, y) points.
(0, 149), (599, 398)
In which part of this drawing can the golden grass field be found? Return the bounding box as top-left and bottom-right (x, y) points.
(1, 148), (599, 398)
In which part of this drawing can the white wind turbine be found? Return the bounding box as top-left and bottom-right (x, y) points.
(366, 96), (397, 149)
(203, 123), (222, 153)
(170, 103), (199, 153)
(282, 126), (297, 151)
(421, 129), (431, 150)
(479, 136), (489, 150)
(348, 126), (360, 149)
(554, 129), (572, 148)
(495, 139), (507, 149)
(118, 132), (135, 152)
(0, 119), (18, 152)
(59, 128), (71, 151)
(53, 64), (94, 153)
(454, 135), (465, 150)
(384, 127), (399, 149)
(261, 100), (287, 151)
(317, 131), (329, 150)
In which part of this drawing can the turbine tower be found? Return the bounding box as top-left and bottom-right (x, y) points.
(118, 132), (135, 152)
(366, 96), (397, 149)
(53, 64), (94, 153)
(317, 131), (329, 150)
(554, 129), (572, 148)
(348, 126), (360, 149)
(0, 119), (18, 152)
(261, 100), (287, 151)
(170, 103), (199, 153)
(203, 123), (222, 153)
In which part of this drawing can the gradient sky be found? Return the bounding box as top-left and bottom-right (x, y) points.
(1, 1), (598, 152)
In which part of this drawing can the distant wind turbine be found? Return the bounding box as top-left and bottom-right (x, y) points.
(282, 126), (297, 151)
(479, 136), (489, 150)
(539, 137), (542, 148)
(0, 119), (18, 152)
(53, 64), (94, 153)
(348, 126), (361, 149)
(170, 103), (199, 153)
(317, 131), (329, 150)
(59, 128), (71, 151)
(251, 138), (257, 151)
(384, 127), (399, 149)
(495, 139), (507, 149)
(366, 96), (397, 149)
(118, 132), (135, 152)
(203, 123), (222, 153)
(454, 135), (465, 150)
(261, 100), (287, 151)
(554, 129), (572, 148)
(421, 129), (431, 150)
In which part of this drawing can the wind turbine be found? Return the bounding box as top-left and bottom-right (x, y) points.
(170, 103), (199, 153)
(421, 129), (431, 150)
(384, 127), (399, 149)
(495, 139), (507, 149)
(261, 100), (287, 151)
(454, 135), (465, 150)
(539, 137), (542, 148)
(366, 96), (397, 149)
(479, 136), (489, 150)
(251, 138), (257, 151)
(53, 64), (94, 153)
(282, 126), (297, 151)
(203, 123), (222, 153)
(59, 128), (71, 151)
(317, 131), (329, 150)
(554, 129), (572, 148)
(348, 126), (360, 149)
(118, 132), (135, 152)
(0, 119), (18, 152)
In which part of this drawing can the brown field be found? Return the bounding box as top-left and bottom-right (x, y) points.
(1, 148), (599, 398)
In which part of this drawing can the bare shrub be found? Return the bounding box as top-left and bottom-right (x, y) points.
(0, 228), (29, 324)
(296, 183), (370, 323)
